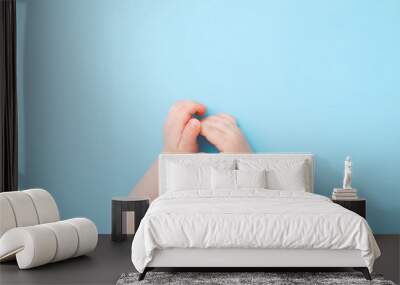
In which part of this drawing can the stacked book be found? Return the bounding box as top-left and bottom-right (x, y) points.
(332, 188), (358, 200)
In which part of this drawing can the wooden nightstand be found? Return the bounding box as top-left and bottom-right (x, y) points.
(332, 198), (366, 219)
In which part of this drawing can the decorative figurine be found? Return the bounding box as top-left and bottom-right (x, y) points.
(342, 156), (352, 190)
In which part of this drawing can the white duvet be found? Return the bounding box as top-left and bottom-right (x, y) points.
(131, 190), (380, 273)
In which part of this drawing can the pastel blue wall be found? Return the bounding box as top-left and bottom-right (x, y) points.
(17, 0), (400, 234)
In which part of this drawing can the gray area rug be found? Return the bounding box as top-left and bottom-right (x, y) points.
(116, 272), (396, 285)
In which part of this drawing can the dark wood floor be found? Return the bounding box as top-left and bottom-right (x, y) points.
(0, 235), (399, 285)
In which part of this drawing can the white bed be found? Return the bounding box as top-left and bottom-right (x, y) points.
(131, 153), (380, 280)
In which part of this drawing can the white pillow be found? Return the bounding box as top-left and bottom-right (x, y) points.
(236, 169), (267, 189)
(211, 168), (236, 190)
(238, 159), (308, 191)
(211, 169), (267, 190)
(166, 159), (236, 192)
(167, 163), (210, 191)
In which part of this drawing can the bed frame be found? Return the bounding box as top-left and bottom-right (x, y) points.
(139, 153), (371, 280)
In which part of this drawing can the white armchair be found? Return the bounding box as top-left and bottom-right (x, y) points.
(0, 189), (98, 269)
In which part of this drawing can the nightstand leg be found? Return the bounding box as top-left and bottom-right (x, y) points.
(112, 202), (124, 241)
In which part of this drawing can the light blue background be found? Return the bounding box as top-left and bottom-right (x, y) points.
(16, 0), (400, 234)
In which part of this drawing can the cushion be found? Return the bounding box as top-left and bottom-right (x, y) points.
(211, 169), (267, 190)
(0, 189), (59, 232)
(166, 159), (235, 191)
(64, 218), (98, 257)
(0, 218), (97, 269)
(24, 189), (60, 224)
(167, 163), (211, 191)
(211, 168), (236, 190)
(42, 221), (78, 262)
(238, 159), (308, 191)
(0, 196), (17, 237)
(0, 189), (97, 269)
(0, 192), (39, 227)
(236, 169), (267, 188)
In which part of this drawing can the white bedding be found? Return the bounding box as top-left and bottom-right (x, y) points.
(131, 190), (380, 273)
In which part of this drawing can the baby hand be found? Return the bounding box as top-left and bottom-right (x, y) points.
(163, 100), (206, 153)
(200, 114), (252, 153)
